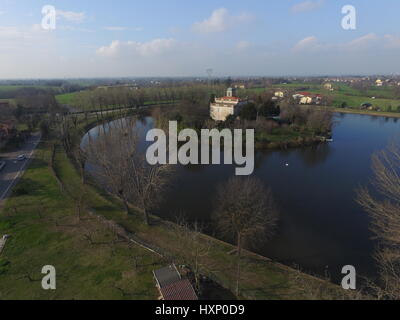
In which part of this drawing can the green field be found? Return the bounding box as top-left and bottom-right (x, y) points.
(0, 141), (161, 300)
(56, 92), (78, 105)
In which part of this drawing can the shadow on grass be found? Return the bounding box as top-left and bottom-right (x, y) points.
(200, 280), (237, 300)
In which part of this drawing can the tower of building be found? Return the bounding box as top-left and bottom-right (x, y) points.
(226, 87), (237, 97)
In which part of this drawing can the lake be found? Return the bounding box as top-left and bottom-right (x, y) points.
(82, 113), (400, 283)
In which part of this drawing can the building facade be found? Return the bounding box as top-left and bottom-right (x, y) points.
(210, 88), (247, 121)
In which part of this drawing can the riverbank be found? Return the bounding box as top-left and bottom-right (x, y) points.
(0, 140), (161, 299)
(318, 106), (400, 118)
(0, 111), (356, 299)
(76, 115), (354, 299)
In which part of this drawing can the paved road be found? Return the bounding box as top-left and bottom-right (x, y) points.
(0, 133), (41, 203)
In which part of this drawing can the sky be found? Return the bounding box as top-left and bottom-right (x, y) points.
(0, 0), (400, 79)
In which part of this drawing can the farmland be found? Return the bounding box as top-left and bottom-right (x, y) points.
(246, 82), (400, 112)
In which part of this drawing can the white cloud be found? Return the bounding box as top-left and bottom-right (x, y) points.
(97, 38), (177, 57)
(0, 26), (24, 39)
(291, 1), (325, 14)
(0, 24), (48, 41)
(383, 34), (400, 48)
(293, 36), (320, 51)
(192, 8), (253, 33)
(236, 40), (251, 50)
(57, 10), (86, 23)
(345, 33), (379, 50)
(293, 34), (382, 52)
(104, 26), (128, 31)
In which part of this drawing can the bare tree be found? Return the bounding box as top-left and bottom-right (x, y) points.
(86, 119), (138, 215)
(213, 177), (279, 297)
(356, 141), (400, 300)
(126, 151), (172, 225)
(85, 118), (173, 224)
(174, 217), (213, 293)
(73, 145), (87, 185)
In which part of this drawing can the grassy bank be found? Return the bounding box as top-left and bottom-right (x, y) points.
(330, 107), (400, 118)
(0, 140), (161, 300)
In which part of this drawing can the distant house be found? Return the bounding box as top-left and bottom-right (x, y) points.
(274, 91), (285, 98)
(375, 79), (383, 87)
(323, 83), (333, 91)
(153, 264), (198, 301)
(360, 102), (373, 110)
(210, 87), (248, 121)
(300, 96), (313, 105)
(234, 84), (246, 89)
(294, 92), (322, 105)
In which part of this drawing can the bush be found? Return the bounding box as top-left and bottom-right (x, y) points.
(13, 185), (29, 196)
(239, 103), (257, 121)
(0, 259), (10, 275)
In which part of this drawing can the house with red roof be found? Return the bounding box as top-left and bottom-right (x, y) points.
(210, 88), (248, 121)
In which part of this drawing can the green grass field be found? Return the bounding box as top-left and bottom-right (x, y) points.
(0, 141), (161, 300)
(56, 92), (78, 105)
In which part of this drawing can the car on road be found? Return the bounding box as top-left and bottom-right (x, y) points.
(0, 161), (5, 171)
(17, 155), (26, 161)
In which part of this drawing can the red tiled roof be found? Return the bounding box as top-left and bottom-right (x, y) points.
(160, 279), (198, 301)
(219, 96), (239, 101)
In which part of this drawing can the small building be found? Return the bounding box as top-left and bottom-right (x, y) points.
(360, 102), (373, 110)
(294, 92), (322, 105)
(323, 83), (333, 91)
(153, 264), (198, 301)
(274, 91), (285, 98)
(376, 79), (383, 87)
(300, 96), (313, 105)
(210, 87), (247, 121)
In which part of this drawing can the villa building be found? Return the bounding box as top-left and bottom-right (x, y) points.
(210, 87), (247, 121)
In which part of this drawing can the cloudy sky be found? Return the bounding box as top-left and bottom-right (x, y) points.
(1, 0), (400, 79)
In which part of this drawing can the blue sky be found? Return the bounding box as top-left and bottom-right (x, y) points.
(0, 0), (400, 78)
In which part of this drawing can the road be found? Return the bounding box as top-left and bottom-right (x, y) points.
(0, 132), (41, 204)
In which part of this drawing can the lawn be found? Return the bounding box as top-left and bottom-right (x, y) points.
(0, 141), (161, 300)
(56, 93), (78, 105)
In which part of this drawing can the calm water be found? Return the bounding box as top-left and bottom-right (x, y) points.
(83, 113), (400, 282)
